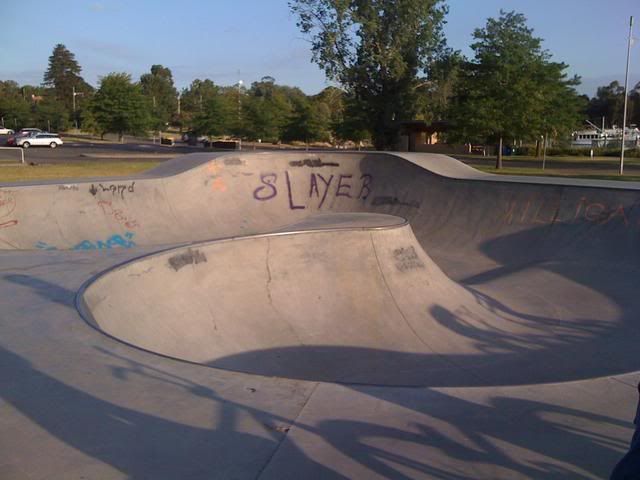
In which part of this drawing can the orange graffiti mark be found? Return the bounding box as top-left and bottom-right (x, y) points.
(211, 177), (227, 192)
(0, 219), (17, 228)
(0, 191), (16, 218)
(98, 200), (139, 229)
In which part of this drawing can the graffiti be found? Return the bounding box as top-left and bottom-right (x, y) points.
(0, 191), (16, 218)
(285, 171), (305, 210)
(252, 171), (373, 209)
(0, 220), (18, 229)
(372, 196), (420, 209)
(504, 196), (635, 228)
(36, 232), (137, 251)
(35, 241), (57, 251)
(89, 181), (135, 199)
(98, 201), (139, 229)
(289, 158), (340, 168)
(309, 173), (334, 208)
(224, 157), (243, 165)
(168, 248), (207, 271)
(58, 184), (79, 191)
(211, 177), (227, 192)
(393, 246), (426, 272)
(72, 232), (136, 250)
(253, 174), (278, 201)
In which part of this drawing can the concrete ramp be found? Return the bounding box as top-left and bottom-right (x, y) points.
(3, 151), (640, 479)
(80, 211), (623, 387)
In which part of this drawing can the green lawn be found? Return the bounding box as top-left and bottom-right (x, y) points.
(455, 153), (640, 165)
(475, 165), (640, 182)
(0, 161), (161, 183)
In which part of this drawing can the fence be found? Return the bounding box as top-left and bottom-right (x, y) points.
(0, 147), (25, 165)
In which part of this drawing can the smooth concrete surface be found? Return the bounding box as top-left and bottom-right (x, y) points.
(1, 151), (640, 479)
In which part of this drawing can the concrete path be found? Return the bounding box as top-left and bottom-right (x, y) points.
(1, 151), (638, 479)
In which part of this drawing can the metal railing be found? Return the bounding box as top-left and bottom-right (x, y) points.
(0, 147), (25, 165)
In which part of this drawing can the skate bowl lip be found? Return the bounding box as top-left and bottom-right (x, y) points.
(74, 212), (411, 384)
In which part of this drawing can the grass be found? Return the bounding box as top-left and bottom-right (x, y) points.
(474, 165), (640, 182)
(0, 161), (161, 183)
(456, 153), (640, 165)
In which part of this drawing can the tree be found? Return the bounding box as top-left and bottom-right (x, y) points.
(290, 0), (448, 150)
(179, 79), (219, 129)
(140, 65), (178, 132)
(43, 44), (93, 126)
(282, 98), (332, 144)
(193, 94), (232, 138)
(90, 73), (150, 141)
(0, 81), (34, 129)
(33, 92), (69, 132)
(587, 81), (626, 128)
(242, 78), (301, 142)
(415, 50), (464, 123)
(447, 10), (584, 168)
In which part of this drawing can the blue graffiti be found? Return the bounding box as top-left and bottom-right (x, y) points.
(35, 232), (136, 251)
(35, 241), (57, 251)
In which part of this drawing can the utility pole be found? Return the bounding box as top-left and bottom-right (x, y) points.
(72, 86), (84, 130)
(620, 16), (634, 175)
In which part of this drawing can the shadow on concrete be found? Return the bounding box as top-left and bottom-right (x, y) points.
(0, 344), (629, 479)
(0, 344), (342, 479)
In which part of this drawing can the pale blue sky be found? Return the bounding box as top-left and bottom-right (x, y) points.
(1, 0), (638, 97)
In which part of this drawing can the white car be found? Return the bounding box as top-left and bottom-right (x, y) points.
(17, 133), (63, 149)
(0, 127), (14, 135)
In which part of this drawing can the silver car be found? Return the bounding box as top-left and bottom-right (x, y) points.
(17, 133), (64, 149)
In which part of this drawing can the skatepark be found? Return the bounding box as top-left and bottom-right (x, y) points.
(1, 150), (639, 479)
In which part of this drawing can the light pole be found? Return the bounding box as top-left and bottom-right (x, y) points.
(237, 79), (243, 121)
(619, 16), (634, 175)
(72, 86), (84, 130)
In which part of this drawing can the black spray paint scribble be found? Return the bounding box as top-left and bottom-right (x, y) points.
(372, 196), (421, 209)
(89, 181), (135, 199)
(393, 246), (425, 272)
(168, 248), (208, 271)
(289, 158), (340, 168)
(224, 157), (243, 165)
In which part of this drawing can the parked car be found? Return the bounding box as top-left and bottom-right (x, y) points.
(17, 128), (42, 136)
(0, 127), (14, 135)
(7, 128), (43, 146)
(16, 133), (63, 149)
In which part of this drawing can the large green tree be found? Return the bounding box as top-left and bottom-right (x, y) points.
(242, 77), (302, 142)
(447, 10), (583, 168)
(179, 79), (219, 129)
(90, 73), (150, 141)
(140, 65), (178, 132)
(0, 81), (33, 129)
(43, 44), (93, 126)
(290, 0), (448, 150)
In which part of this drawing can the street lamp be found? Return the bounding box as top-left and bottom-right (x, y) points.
(72, 86), (84, 130)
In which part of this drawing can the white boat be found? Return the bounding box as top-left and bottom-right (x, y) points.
(571, 126), (640, 148)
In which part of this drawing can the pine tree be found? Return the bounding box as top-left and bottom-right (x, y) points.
(43, 44), (92, 126)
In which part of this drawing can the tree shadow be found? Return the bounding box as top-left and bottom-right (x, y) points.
(3, 343), (630, 479)
(0, 343), (343, 479)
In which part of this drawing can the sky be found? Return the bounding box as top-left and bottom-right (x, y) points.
(1, 0), (639, 98)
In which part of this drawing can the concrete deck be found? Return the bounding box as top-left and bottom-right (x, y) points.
(1, 151), (638, 479)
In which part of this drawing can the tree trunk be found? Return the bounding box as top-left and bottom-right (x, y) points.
(496, 136), (503, 169)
